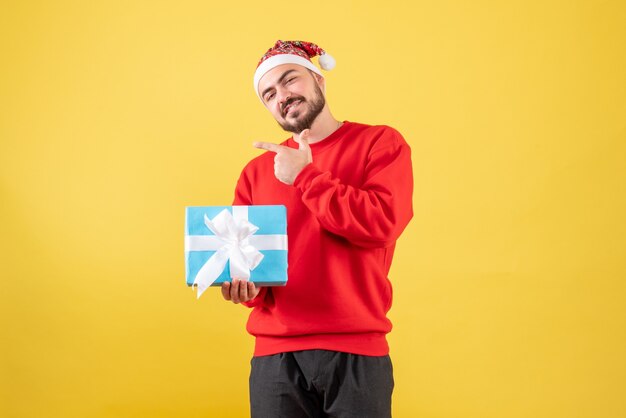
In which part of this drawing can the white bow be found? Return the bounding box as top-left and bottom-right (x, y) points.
(192, 209), (264, 298)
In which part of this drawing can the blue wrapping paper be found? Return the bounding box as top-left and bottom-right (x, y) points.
(185, 205), (288, 288)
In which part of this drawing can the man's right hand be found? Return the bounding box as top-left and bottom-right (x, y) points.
(221, 278), (261, 304)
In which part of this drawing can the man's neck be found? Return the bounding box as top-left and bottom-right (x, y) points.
(294, 109), (342, 144)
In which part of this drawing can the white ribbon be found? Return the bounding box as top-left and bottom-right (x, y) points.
(185, 207), (286, 298)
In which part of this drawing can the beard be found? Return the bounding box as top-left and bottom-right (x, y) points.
(277, 82), (326, 134)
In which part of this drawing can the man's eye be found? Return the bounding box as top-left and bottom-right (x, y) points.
(265, 92), (275, 101)
(285, 77), (295, 84)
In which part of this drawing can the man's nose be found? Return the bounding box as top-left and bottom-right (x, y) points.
(276, 87), (291, 104)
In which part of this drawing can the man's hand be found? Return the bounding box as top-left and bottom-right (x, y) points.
(221, 278), (261, 304)
(254, 129), (312, 185)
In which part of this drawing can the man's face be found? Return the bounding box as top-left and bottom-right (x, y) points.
(258, 64), (326, 134)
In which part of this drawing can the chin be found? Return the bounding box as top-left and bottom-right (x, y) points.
(283, 109), (303, 119)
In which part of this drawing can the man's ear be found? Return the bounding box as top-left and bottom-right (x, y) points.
(313, 72), (326, 93)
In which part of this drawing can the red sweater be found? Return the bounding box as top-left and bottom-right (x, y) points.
(233, 121), (413, 356)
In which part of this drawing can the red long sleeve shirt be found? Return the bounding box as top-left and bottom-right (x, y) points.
(233, 121), (413, 356)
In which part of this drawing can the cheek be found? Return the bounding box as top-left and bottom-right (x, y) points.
(267, 104), (280, 118)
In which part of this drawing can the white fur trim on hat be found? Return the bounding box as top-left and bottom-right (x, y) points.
(254, 54), (323, 100)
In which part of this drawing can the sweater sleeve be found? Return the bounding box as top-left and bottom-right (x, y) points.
(233, 168), (268, 309)
(293, 130), (414, 248)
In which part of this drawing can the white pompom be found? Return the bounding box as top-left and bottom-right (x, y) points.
(318, 53), (336, 71)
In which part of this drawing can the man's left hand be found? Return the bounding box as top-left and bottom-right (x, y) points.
(254, 129), (312, 185)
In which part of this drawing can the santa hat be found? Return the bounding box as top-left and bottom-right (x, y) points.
(253, 40), (335, 99)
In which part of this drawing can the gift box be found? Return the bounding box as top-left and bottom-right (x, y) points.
(185, 205), (288, 297)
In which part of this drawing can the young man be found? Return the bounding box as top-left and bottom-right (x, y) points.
(221, 40), (413, 418)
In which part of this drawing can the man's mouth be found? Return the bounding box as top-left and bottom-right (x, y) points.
(282, 99), (302, 117)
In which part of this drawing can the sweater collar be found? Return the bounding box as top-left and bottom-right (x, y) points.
(286, 121), (352, 153)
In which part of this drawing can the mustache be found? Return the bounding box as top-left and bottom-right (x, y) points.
(281, 96), (305, 116)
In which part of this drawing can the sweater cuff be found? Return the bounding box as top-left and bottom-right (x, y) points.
(242, 299), (260, 308)
(242, 287), (266, 308)
(293, 163), (323, 191)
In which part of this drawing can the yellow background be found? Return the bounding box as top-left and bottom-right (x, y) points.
(1, 1), (625, 417)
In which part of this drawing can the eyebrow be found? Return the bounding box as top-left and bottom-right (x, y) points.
(260, 69), (298, 100)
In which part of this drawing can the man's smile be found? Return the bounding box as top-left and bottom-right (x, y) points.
(282, 99), (303, 117)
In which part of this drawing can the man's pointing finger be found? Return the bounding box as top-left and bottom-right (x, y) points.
(253, 141), (284, 153)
